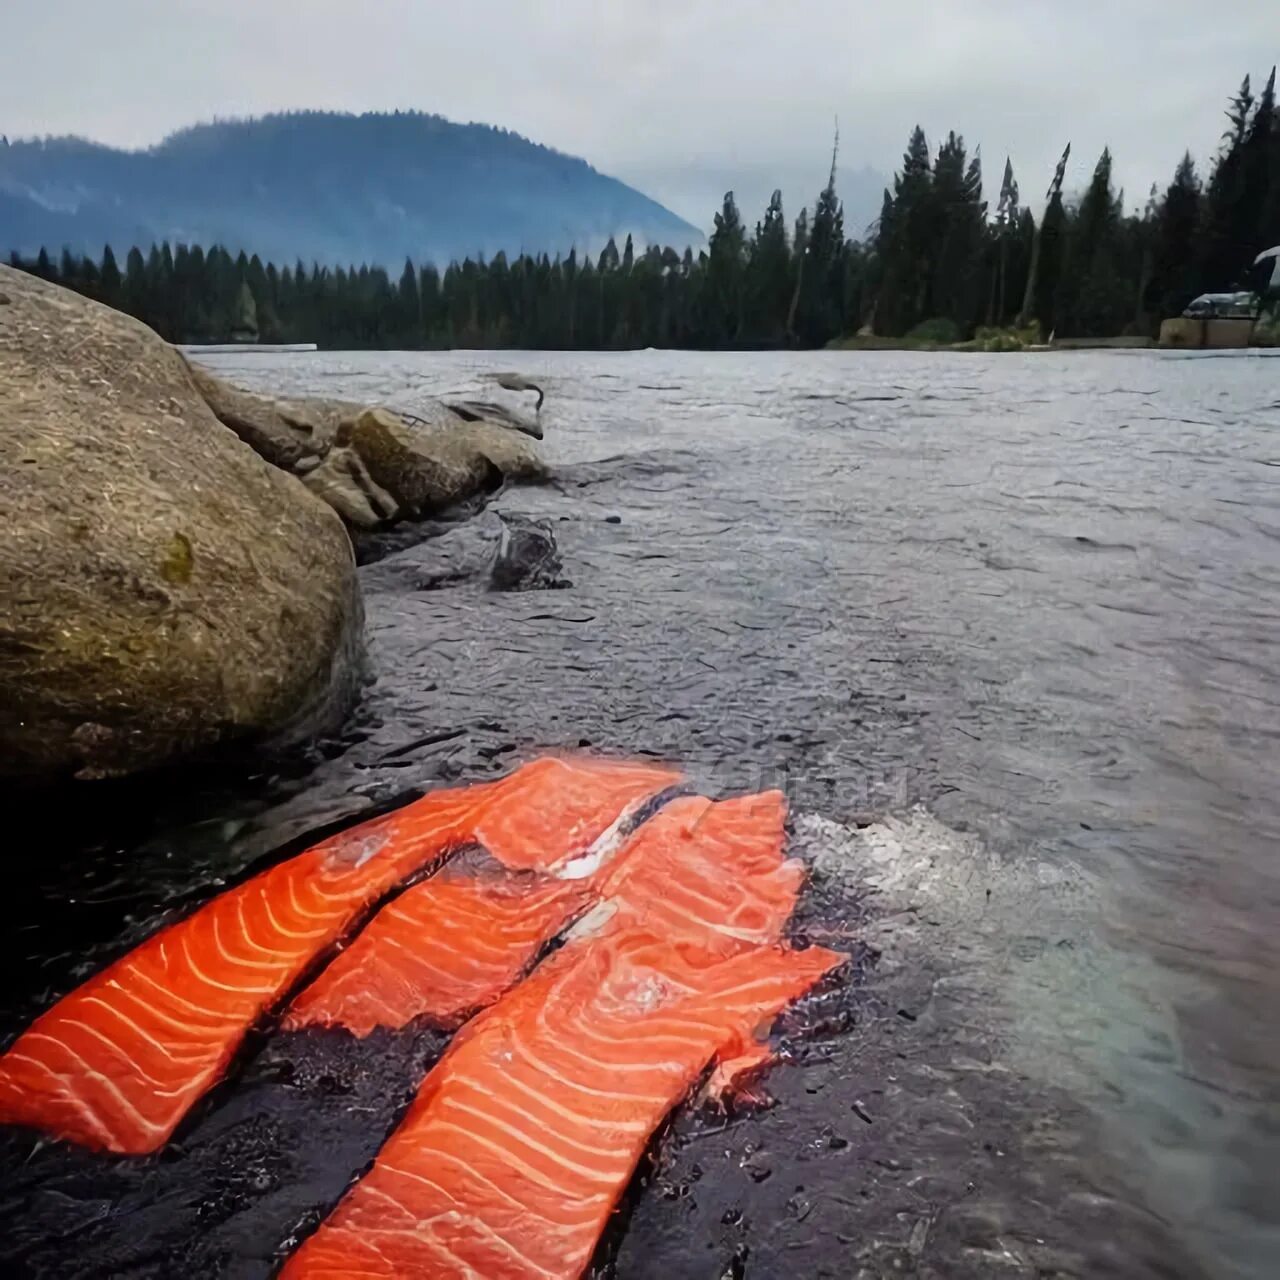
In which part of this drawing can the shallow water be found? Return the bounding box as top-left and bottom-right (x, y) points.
(4, 348), (1278, 1278)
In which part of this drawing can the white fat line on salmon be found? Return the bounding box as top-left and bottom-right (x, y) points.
(347, 1226), (482, 1280)
(234, 896), (311, 959)
(556, 1006), (729, 1054)
(179, 936), (276, 996)
(553, 984), (724, 1038)
(375, 935), (478, 987)
(440, 1085), (637, 1166)
(0, 1052), (125, 1149)
(407, 909), (525, 958)
(110, 983), (233, 1040)
(402, 894), (561, 940)
(348, 1233), (424, 1279)
(554, 790), (669, 881)
(258, 887), (330, 942)
(129, 969), (243, 1025)
(379, 1152), (602, 1229)
(29, 1026), (203, 1104)
(354, 1182), (417, 1222)
(479, 1066), (654, 1135)
(374, 1210), (569, 1280)
(208, 912), (288, 973)
(634, 894), (777, 943)
(285, 878), (340, 925)
(82, 995), (219, 1063)
(640, 866), (779, 917)
(439, 1095), (628, 1181)
(49, 1018), (184, 1091)
(531, 1000), (707, 1074)
(301, 877), (370, 906)
(22, 1032), (171, 1138)
(508, 1026), (672, 1106)
(430, 1118), (614, 1196)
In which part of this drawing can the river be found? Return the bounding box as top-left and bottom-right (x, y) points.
(3, 348), (1277, 1279)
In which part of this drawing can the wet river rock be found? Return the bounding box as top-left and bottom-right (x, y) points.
(189, 365), (547, 529)
(489, 512), (569, 591)
(0, 265), (364, 781)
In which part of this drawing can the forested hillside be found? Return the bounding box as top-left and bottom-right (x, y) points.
(0, 111), (700, 268)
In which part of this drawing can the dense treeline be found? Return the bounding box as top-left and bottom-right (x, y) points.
(9, 70), (1279, 349)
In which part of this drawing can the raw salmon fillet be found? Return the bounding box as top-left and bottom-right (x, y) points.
(283, 791), (795, 1037)
(595, 791), (804, 953)
(0, 757), (677, 1154)
(279, 930), (843, 1280)
(468, 756), (678, 873)
(283, 861), (593, 1036)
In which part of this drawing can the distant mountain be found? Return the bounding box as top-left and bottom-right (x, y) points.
(0, 111), (703, 268)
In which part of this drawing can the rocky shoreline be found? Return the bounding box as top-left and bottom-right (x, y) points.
(0, 265), (547, 782)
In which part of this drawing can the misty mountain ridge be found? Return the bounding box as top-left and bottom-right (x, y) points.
(0, 110), (704, 268)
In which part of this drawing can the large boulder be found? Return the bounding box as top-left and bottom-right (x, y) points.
(0, 265), (364, 780)
(186, 365), (547, 529)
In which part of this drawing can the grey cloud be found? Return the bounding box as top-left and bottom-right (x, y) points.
(1, 0), (1275, 231)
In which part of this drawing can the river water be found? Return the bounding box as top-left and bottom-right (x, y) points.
(4, 348), (1278, 1278)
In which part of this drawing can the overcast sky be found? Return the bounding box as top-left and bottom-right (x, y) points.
(2, 0), (1275, 232)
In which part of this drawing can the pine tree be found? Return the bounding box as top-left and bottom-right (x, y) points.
(397, 258), (420, 347)
(989, 158), (1019, 326)
(1149, 153), (1203, 320)
(1068, 148), (1131, 335)
(795, 134), (846, 345)
(122, 246), (147, 321)
(745, 189), (792, 344)
(704, 191), (747, 344)
(232, 280), (259, 341)
(1242, 67), (1278, 258)
(420, 264), (442, 345)
(1017, 142), (1070, 332)
(1199, 75), (1257, 291)
(787, 207), (810, 339)
(926, 134), (985, 333)
(875, 126), (933, 335)
(100, 245), (122, 307)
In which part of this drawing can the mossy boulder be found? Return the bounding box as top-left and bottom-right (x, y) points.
(0, 265), (364, 780)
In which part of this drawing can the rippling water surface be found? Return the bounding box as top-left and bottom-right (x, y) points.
(5, 349), (1278, 1278)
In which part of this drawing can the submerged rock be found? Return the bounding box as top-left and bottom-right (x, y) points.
(0, 266), (364, 780)
(490, 513), (570, 591)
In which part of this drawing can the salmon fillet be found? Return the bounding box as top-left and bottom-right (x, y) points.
(281, 789), (841, 1278)
(282, 863), (593, 1036)
(283, 791), (796, 1037)
(467, 756), (678, 873)
(0, 757), (677, 1154)
(595, 791), (804, 952)
(278, 930), (843, 1280)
